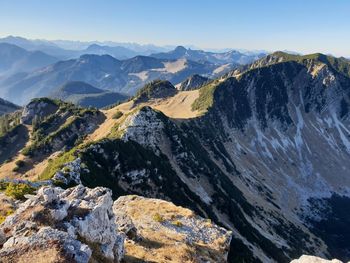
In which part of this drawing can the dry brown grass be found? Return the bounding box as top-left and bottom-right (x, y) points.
(0, 241), (75, 263)
(117, 196), (228, 263)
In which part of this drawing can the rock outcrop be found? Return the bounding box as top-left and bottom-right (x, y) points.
(0, 185), (233, 263)
(0, 185), (124, 263)
(119, 106), (165, 151)
(113, 195), (232, 263)
(290, 255), (344, 263)
(21, 98), (59, 125)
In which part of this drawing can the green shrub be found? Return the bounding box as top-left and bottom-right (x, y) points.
(172, 220), (183, 227)
(4, 183), (36, 200)
(39, 148), (77, 180)
(15, 160), (25, 167)
(191, 82), (218, 112)
(0, 209), (14, 224)
(153, 213), (164, 223)
(112, 111), (123, 119)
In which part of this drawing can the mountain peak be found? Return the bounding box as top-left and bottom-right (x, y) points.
(174, 45), (187, 52)
(179, 74), (210, 91)
(134, 79), (176, 103)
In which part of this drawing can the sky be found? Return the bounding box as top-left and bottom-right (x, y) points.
(0, 0), (349, 56)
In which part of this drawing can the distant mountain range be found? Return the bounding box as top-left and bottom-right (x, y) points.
(49, 81), (128, 108)
(0, 36), (268, 105)
(0, 43), (58, 76)
(151, 45), (266, 65)
(0, 53), (235, 105)
(0, 36), (267, 63)
(0, 36), (170, 59)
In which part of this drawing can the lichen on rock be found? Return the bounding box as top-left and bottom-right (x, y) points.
(0, 185), (125, 263)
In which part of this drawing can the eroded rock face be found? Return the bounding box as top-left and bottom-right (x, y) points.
(113, 195), (232, 263)
(119, 107), (165, 151)
(0, 185), (125, 263)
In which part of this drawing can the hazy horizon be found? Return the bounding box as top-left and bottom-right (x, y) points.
(1, 0), (349, 57)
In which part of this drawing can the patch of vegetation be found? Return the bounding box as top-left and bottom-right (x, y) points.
(171, 220), (183, 227)
(191, 81), (219, 112)
(23, 105), (101, 157)
(153, 213), (164, 223)
(3, 182), (35, 200)
(0, 209), (14, 224)
(134, 79), (175, 102)
(112, 111), (123, 119)
(0, 111), (21, 137)
(39, 147), (78, 180)
(15, 159), (25, 167)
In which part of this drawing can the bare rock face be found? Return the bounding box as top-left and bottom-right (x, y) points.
(113, 195), (232, 263)
(119, 106), (165, 151)
(290, 255), (344, 263)
(53, 158), (83, 185)
(0, 185), (125, 263)
(20, 99), (59, 125)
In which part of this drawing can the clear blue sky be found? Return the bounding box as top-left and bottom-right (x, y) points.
(0, 0), (349, 56)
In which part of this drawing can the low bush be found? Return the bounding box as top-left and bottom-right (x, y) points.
(4, 183), (36, 200)
(153, 213), (164, 223)
(112, 111), (123, 119)
(172, 220), (183, 227)
(15, 160), (25, 167)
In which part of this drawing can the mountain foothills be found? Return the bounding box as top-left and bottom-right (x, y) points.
(1, 50), (350, 263)
(49, 81), (129, 108)
(0, 43), (58, 77)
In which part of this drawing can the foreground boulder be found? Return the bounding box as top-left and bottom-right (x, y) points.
(0, 185), (124, 263)
(291, 255), (344, 263)
(114, 195), (232, 263)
